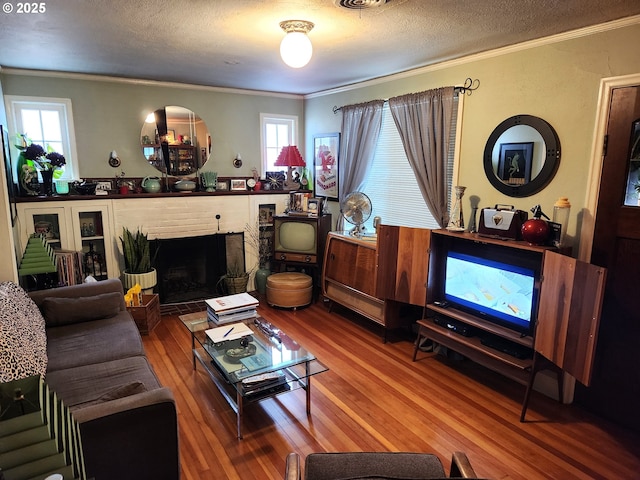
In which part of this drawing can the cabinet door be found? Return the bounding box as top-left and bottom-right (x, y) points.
(376, 225), (430, 306)
(70, 204), (116, 281)
(324, 237), (358, 287)
(535, 251), (607, 386)
(19, 205), (74, 254)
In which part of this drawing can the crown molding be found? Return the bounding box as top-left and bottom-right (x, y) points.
(0, 68), (304, 100)
(305, 14), (640, 99)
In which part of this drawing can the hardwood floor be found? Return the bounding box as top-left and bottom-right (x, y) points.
(142, 297), (640, 480)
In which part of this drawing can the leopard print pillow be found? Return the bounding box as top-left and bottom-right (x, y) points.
(0, 281), (48, 382)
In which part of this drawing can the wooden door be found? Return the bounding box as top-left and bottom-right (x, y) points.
(575, 85), (640, 431)
(535, 251), (606, 386)
(375, 225), (430, 306)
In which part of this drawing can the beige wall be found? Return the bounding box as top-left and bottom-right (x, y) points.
(1, 73), (304, 179)
(304, 22), (640, 253)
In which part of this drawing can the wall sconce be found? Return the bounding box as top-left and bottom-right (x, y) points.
(279, 20), (314, 68)
(274, 145), (306, 190)
(233, 153), (242, 168)
(108, 150), (121, 168)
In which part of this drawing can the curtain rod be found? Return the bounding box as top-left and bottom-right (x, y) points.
(333, 77), (480, 114)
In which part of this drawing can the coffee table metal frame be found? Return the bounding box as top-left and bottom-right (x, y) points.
(180, 313), (327, 438)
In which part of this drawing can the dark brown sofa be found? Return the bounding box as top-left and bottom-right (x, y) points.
(28, 279), (179, 480)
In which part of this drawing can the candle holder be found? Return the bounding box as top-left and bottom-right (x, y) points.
(447, 186), (466, 231)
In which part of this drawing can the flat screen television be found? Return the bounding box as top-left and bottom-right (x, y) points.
(434, 239), (541, 336)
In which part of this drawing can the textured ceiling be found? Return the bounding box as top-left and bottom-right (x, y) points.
(0, 0), (639, 95)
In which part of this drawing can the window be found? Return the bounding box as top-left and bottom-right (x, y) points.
(5, 96), (78, 181)
(260, 113), (298, 174)
(361, 96), (460, 231)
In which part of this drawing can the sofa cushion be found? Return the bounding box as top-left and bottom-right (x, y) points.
(73, 381), (148, 408)
(0, 281), (47, 382)
(45, 356), (161, 408)
(41, 291), (122, 326)
(46, 312), (145, 372)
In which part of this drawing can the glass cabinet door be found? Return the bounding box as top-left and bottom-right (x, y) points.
(624, 120), (640, 206)
(71, 204), (114, 281)
(22, 206), (73, 252)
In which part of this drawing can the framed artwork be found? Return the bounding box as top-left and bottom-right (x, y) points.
(498, 142), (533, 185)
(230, 179), (247, 191)
(216, 180), (229, 191)
(165, 130), (176, 144)
(314, 133), (339, 200)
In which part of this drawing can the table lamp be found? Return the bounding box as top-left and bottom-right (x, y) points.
(274, 145), (306, 190)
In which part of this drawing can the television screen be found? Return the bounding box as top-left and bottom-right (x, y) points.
(277, 221), (316, 254)
(444, 251), (535, 334)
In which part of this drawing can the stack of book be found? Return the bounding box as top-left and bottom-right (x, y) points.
(205, 292), (259, 325)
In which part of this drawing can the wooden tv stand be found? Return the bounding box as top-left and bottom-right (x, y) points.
(413, 230), (606, 420)
(415, 309), (534, 385)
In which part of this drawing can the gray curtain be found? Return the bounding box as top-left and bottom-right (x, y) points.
(337, 100), (385, 230)
(388, 87), (455, 228)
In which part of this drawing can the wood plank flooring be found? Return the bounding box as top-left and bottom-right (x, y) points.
(142, 297), (640, 480)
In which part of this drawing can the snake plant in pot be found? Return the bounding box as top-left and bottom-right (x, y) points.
(120, 227), (157, 291)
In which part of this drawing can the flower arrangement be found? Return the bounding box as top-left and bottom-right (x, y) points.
(17, 136), (66, 175)
(15, 134), (66, 195)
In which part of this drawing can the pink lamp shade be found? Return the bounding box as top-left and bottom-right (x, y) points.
(275, 146), (306, 167)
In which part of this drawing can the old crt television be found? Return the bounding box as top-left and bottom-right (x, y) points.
(434, 237), (541, 336)
(273, 215), (331, 264)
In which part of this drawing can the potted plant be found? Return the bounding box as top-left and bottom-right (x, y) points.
(120, 227), (157, 291)
(218, 262), (250, 294)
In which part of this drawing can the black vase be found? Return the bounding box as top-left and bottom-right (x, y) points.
(40, 169), (54, 196)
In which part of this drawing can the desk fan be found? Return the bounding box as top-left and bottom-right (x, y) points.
(341, 191), (372, 236)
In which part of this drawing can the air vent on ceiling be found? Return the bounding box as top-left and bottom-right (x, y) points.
(334, 0), (388, 9)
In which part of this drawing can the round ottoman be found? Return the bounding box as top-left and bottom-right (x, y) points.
(266, 272), (313, 309)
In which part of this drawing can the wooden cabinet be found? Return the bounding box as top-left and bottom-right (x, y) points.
(16, 201), (117, 286)
(322, 225), (429, 338)
(413, 229), (606, 417)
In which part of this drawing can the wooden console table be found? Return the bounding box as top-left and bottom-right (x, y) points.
(322, 225), (430, 340)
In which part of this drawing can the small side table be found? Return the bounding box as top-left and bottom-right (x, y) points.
(128, 293), (161, 335)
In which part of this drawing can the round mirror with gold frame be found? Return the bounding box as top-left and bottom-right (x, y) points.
(483, 114), (561, 197)
(140, 106), (211, 176)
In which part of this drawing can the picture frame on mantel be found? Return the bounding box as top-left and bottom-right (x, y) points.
(313, 133), (339, 201)
(230, 179), (247, 191)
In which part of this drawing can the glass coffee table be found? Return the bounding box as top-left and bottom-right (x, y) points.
(179, 312), (328, 439)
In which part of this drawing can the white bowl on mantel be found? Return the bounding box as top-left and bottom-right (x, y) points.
(174, 180), (196, 191)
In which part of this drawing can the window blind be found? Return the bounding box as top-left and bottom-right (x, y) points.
(361, 95), (459, 231)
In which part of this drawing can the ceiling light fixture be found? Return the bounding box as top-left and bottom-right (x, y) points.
(279, 20), (314, 68)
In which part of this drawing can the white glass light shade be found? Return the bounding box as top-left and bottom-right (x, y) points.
(280, 31), (313, 68)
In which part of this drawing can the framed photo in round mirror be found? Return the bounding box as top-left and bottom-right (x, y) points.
(483, 115), (561, 197)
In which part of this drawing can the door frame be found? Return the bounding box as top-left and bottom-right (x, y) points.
(580, 73), (640, 262)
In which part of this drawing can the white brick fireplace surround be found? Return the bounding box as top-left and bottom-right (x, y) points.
(113, 194), (289, 287)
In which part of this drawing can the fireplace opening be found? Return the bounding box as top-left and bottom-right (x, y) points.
(151, 232), (245, 304)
